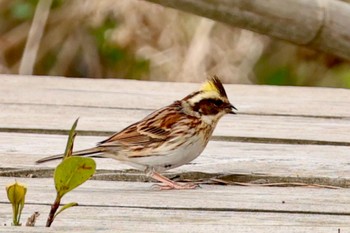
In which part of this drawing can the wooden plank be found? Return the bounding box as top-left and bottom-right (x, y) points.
(2, 178), (348, 213)
(1, 204), (350, 232)
(0, 179), (350, 221)
(0, 75), (350, 232)
(0, 178), (350, 232)
(1, 75), (350, 117)
(1, 103), (350, 144)
(1, 133), (350, 184)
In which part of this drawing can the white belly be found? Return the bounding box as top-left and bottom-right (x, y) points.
(127, 135), (209, 172)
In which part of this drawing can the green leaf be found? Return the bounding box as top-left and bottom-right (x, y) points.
(54, 202), (78, 218)
(54, 157), (96, 198)
(63, 118), (79, 160)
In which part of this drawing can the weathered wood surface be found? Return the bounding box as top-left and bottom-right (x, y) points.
(1, 178), (350, 232)
(144, 0), (350, 61)
(2, 74), (350, 117)
(1, 75), (350, 144)
(1, 133), (350, 185)
(2, 104), (350, 144)
(0, 75), (350, 232)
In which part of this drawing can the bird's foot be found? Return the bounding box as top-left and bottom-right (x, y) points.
(149, 170), (199, 190)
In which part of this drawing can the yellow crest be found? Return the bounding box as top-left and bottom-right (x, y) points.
(200, 76), (227, 98)
(201, 80), (218, 93)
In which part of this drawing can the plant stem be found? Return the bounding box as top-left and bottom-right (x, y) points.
(46, 194), (61, 227)
(12, 204), (18, 226)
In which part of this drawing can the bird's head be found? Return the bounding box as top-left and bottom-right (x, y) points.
(181, 76), (237, 124)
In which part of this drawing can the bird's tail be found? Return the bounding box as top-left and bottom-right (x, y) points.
(35, 147), (103, 164)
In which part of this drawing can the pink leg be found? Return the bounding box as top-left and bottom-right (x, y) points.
(150, 171), (198, 190)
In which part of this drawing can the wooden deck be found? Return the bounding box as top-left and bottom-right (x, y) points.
(0, 75), (350, 232)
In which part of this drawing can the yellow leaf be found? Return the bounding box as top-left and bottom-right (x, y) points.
(6, 181), (27, 205)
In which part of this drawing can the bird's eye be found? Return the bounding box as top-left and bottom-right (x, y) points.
(213, 99), (223, 107)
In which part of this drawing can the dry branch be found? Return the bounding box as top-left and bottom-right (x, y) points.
(143, 0), (350, 61)
(19, 0), (53, 75)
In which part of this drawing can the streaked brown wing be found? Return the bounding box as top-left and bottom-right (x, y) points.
(98, 123), (163, 147)
(98, 102), (185, 147)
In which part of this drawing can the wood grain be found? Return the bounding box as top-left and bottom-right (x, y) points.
(1, 178), (350, 231)
(1, 104), (350, 144)
(1, 133), (350, 185)
(1, 75), (350, 117)
(1, 75), (350, 231)
(1, 205), (349, 232)
(1, 76), (350, 145)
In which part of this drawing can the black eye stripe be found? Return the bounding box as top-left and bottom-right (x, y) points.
(202, 99), (223, 106)
(192, 98), (225, 115)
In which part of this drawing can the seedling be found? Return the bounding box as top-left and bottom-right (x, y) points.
(46, 118), (96, 227)
(6, 181), (27, 226)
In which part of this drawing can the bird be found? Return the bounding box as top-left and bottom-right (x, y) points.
(36, 75), (236, 190)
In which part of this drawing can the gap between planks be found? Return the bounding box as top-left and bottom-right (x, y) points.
(1, 203), (350, 232)
(1, 178), (350, 214)
(1, 127), (350, 147)
(2, 101), (349, 120)
(1, 102), (350, 143)
(1, 168), (350, 188)
(1, 132), (350, 186)
(1, 201), (350, 217)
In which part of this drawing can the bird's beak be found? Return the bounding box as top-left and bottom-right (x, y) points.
(227, 103), (237, 114)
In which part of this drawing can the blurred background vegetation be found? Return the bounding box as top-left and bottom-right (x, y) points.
(1, 0), (350, 87)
